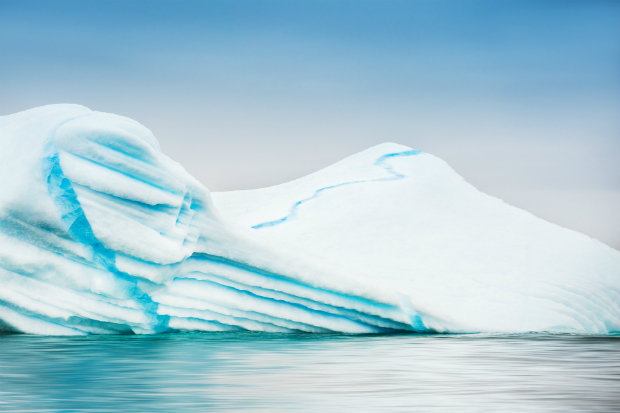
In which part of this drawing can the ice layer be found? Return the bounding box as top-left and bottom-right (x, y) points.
(1, 105), (619, 335)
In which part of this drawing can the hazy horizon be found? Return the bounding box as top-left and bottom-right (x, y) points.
(1, 0), (619, 249)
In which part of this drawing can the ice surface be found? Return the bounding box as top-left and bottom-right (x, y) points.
(1, 105), (619, 335)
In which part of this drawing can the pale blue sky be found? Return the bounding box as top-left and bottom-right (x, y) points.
(1, 0), (619, 247)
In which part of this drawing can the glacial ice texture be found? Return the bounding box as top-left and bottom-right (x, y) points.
(1, 105), (619, 335)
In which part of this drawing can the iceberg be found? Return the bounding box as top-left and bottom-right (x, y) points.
(1, 105), (619, 335)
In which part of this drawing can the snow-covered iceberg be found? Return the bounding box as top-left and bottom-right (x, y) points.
(1, 105), (619, 335)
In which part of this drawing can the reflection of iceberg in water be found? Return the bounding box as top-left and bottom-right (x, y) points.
(0, 105), (619, 335)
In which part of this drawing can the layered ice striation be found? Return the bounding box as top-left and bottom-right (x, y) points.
(1, 105), (619, 335)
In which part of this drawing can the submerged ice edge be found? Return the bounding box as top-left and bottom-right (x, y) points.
(252, 150), (422, 229)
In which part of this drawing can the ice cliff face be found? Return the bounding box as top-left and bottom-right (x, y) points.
(1, 105), (619, 335)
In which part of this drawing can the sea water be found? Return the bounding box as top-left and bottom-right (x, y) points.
(1, 332), (618, 412)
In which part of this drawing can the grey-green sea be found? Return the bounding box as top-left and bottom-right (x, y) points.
(1, 332), (619, 412)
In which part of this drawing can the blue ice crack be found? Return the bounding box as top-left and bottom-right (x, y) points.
(252, 149), (421, 229)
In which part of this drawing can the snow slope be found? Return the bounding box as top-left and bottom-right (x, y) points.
(1, 105), (619, 335)
(214, 147), (620, 333)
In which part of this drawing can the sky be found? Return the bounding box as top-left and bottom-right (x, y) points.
(1, 0), (619, 249)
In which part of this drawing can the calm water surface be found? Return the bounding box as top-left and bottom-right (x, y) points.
(0, 332), (619, 412)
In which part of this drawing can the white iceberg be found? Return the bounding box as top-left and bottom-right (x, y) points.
(1, 104), (618, 335)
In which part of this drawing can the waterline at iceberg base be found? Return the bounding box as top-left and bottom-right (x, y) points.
(0, 105), (618, 335)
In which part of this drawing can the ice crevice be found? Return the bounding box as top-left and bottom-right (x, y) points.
(1, 105), (619, 335)
(252, 150), (421, 229)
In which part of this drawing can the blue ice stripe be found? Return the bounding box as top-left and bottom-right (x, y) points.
(252, 149), (421, 229)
